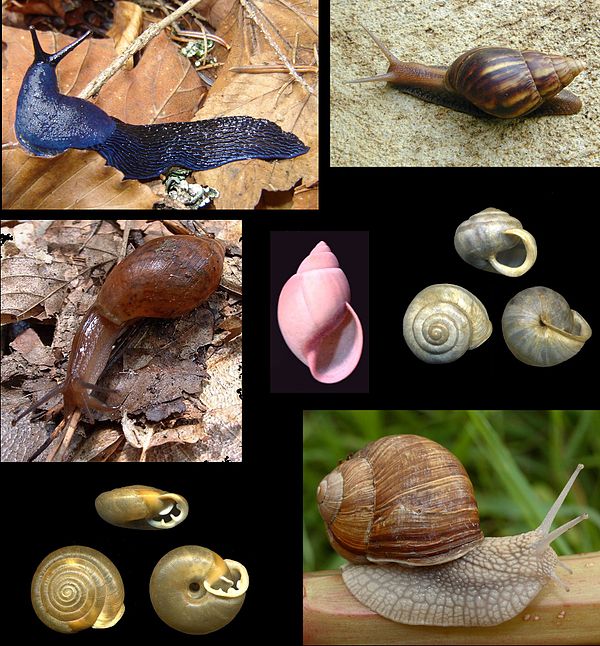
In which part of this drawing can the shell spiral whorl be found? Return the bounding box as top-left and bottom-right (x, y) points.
(403, 284), (492, 363)
(31, 546), (125, 633)
(502, 286), (592, 366)
(277, 241), (363, 383)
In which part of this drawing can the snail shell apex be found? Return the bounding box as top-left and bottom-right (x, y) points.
(317, 435), (484, 566)
(454, 208), (537, 277)
(277, 241), (363, 383)
(403, 284), (492, 363)
(31, 546), (125, 633)
(95, 485), (188, 529)
(445, 47), (586, 118)
(502, 286), (592, 366)
(149, 546), (248, 635)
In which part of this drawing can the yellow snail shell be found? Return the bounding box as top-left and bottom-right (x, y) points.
(502, 286), (592, 366)
(403, 284), (492, 363)
(95, 485), (188, 529)
(454, 208), (537, 277)
(31, 545), (125, 633)
(149, 545), (249, 634)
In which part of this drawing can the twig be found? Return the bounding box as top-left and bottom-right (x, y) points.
(230, 64), (318, 73)
(304, 554), (600, 645)
(78, 0), (206, 100)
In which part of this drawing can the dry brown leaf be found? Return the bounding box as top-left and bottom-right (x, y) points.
(107, 1), (144, 69)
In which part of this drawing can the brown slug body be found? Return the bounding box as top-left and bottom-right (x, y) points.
(350, 28), (586, 118)
(16, 235), (224, 424)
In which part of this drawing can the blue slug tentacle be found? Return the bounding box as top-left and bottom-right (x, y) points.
(15, 28), (309, 179)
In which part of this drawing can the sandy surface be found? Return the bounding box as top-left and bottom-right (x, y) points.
(331, 0), (599, 167)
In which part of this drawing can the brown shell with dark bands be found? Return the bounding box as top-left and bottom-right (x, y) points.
(445, 47), (586, 118)
(317, 435), (484, 566)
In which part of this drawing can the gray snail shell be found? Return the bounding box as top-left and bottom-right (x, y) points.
(318, 434), (588, 626)
(350, 28), (585, 119)
(31, 546), (125, 633)
(502, 286), (592, 366)
(454, 208), (537, 277)
(95, 485), (188, 529)
(149, 546), (249, 634)
(403, 284), (492, 363)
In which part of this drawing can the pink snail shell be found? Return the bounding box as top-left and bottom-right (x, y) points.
(277, 241), (363, 383)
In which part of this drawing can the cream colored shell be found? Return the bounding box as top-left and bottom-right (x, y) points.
(502, 286), (592, 366)
(454, 208), (537, 277)
(95, 485), (188, 529)
(403, 284), (492, 363)
(31, 545), (125, 633)
(149, 545), (249, 634)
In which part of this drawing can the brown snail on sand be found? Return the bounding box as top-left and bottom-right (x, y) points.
(149, 546), (249, 634)
(317, 434), (588, 626)
(13, 234), (224, 461)
(31, 546), (125, 633)
(95, 485), (188, 529)
(349, 28), (586, 118)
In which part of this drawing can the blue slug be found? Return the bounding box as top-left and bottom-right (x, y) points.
(15, 28), (309, 180)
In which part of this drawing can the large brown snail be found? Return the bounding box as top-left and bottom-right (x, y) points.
(31, 546), (125, 633)
(350, 28), (586, 118)
(502, 286), (592, 366)
(317, 434), (588, 626)
(95, 485), (189, 529)
(149, 546), (249, 634)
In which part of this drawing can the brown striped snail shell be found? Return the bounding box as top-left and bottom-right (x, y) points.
(350, 29), (586, 118)
(95, 485), (189, 529)
(318, 435), (588, 626)
(454, 208), (537, 277)
(31, 546), (125, 633)
(502, 286), (592, 366)
(149, 546), (249, 634)
(317, 435), (484, 565)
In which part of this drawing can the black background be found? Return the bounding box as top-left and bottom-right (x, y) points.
(4, 168), (599, 642)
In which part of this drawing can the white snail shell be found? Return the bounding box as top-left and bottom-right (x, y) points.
(31, 546), (125, 633)
(95, 485), (188, 529)
(502, 286), (592, 366)
(149, 545), (249, 634)
(403, 284), (492, 363)
(454, 208), (537, 277)
(277, 241), (363, 383)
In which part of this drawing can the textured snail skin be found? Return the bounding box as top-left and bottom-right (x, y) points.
(317, 435), (483, 565)
(502, 286), (592, 366)
(318, 435), (588, 626)
(454, 208), (537, 277)
(350, 28), (585, 118)
(95, 485), (189, 529)
(403, 284), (492, 363)
(31, 546), (125, 633)
(15, 28), (309, 180)
(277, 241), (363, 383)
(149, 546), (249, 634)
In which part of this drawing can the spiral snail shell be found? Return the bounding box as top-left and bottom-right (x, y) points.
(317, 435), (483, 565)
(277, 241), (363, 383)
(454, 208), (537, 277)
(403, 284), (492, 363)
(95, 485), (189, 529)
(351, 29), (586, 118)
(31, 546), (125, 633)
(318, 434), (588, 626)
(502, 286), (592, 366)
(149, 546), (249, 634)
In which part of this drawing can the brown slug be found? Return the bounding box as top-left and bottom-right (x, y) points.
(14, 234), (224, 433)
(350, 28), (586, 118)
